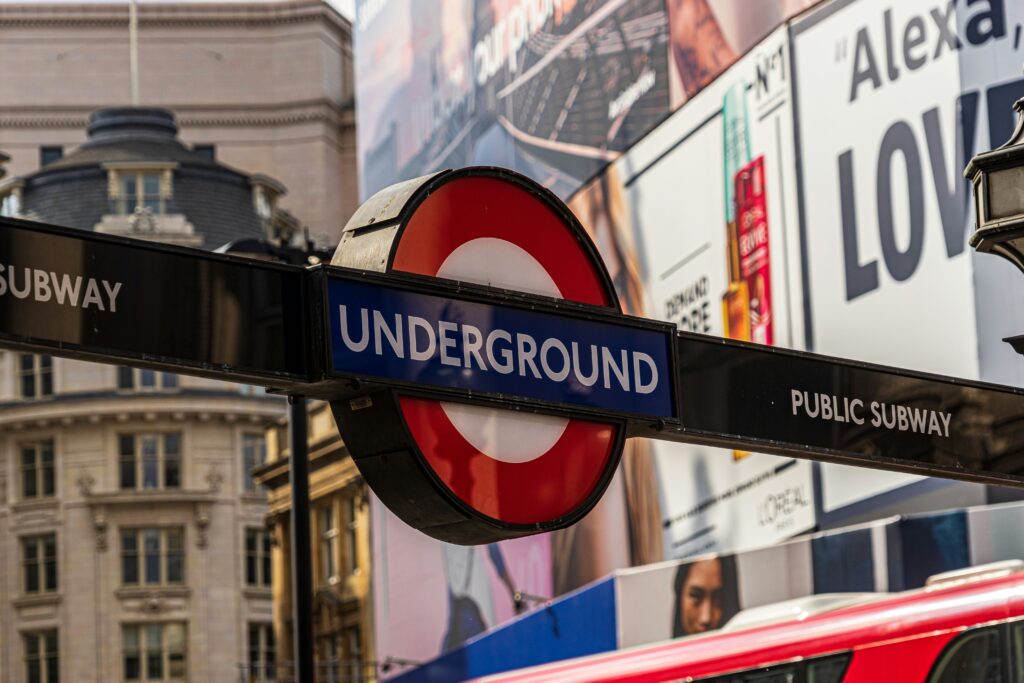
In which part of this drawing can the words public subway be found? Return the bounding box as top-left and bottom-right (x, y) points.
(791, 389), (951, 437)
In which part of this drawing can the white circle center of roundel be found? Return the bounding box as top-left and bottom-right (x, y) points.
(436, 237), (569, 464)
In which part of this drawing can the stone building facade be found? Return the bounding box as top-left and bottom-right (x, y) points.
(256, 401), (374, 682)
(0, 2), (361, 679)
(0, 106), (299, 682)
(0, 363), (284, 682)
(0, 0), (356, 245)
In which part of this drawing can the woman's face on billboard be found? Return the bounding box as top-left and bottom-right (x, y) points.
(681, 558), (724, 634)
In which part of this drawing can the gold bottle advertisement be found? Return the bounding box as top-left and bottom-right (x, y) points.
(722, 82), (751, 460)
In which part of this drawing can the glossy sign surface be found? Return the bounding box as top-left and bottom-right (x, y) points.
(327, 276), (675, 418)
(0, 217), (307, 380)
(674, 334), (1024, 485)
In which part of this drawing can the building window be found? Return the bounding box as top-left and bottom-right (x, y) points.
(245, 528), (272, 587)
(1, 188), (21, 217)
(117, 367), (178, 391)
(242, 433), (266, 493)
(318, 627), (364, 683)
(346, 626), (363, 683)
(22, 534), (57, 594)
(248, 623), (276, 681)
(343, 496), (358, 575)
(319, 505), (339, 585)
(192, 144), (215, 160)
(119, 434), (182, 490)
(114, 171), (165, 215)
(24, 630), (59, 683)
(21, 439), (55, 499)
(19, 354), (53, 399)
(123, 623), (186, 682)
(121, 528), (184, 586)
(254, 186), (273, 222)
(319, 633), (342, 683)
(39, 146), (63, 167)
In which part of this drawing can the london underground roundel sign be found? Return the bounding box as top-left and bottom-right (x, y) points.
(330, 167), (626, 544)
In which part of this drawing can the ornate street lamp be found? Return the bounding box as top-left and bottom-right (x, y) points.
(967, 97), (1024, 353)
(967, 97), (1024, 272)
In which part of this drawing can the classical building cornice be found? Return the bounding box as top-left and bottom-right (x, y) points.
(0, 0), (351, 36)
(0, 391), (287, 430)
(0, 99), (355, 131)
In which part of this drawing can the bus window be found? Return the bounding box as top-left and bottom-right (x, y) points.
(807, 653), (851, 683)
(1012, 622), (1024, 682)
(927, 627), (1005, 683)
(696, 666), (795, 682)
(694, 654), (850, 683)
(745, 672), (793, 683)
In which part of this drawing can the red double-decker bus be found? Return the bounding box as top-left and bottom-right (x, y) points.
(474, 561), (1024, 683)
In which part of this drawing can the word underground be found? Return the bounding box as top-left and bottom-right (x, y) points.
(338, 305), (660, 394)
(0, 265), (122, 311)
(791, 389), (952, 437)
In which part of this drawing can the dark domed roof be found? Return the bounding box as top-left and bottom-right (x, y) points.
(19, 107), (277, 248)
(41, 108), (225, 172)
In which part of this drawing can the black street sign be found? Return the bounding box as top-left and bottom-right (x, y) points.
(0, 217), (309, 383)
(668, 335), (1024, 489)
(6, 167), (1024, 544)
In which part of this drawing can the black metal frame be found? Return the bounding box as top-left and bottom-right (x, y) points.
(0, 215), (315, 384)
(662, 332), (1024, 489)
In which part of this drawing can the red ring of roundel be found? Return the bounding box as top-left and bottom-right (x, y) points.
(391, 175), (620, 525)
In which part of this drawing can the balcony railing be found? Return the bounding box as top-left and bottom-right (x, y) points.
(237, 659), (379, 683)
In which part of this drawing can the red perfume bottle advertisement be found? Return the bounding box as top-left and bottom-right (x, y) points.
(735, 156), (773, 346)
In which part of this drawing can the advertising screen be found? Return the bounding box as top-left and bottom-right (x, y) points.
(789, 0), (1024, 510)
(359, 0), (1024, 667)
(354, 0), (823, 201)
(569, 28), (817, 560)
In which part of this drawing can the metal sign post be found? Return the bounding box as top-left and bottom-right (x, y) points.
(287, 396), (315, 683)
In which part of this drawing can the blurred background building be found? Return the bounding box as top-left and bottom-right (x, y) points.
(256, 401), (373, 683)
(0, 104), (289, 682)
(0, 1), (358, 681)
(0, 0), (356, 246)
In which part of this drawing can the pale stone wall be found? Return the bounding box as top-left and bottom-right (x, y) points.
(0, 0), (357, 244)
(0, 354), (286, 681)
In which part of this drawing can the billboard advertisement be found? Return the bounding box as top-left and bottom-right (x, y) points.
(614, 507), (975, 649)
(371, 500), (556, 674)
(789, 0), (1024, 511)
(359, 0), (1024, 669)
(372, 470), (637, 675)
(569, 28), (817, 561)
(354, 0), (823, 201)
(355, 0), (672, 200)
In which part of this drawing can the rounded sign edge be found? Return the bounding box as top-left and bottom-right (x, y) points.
(330, 166), (627, 545)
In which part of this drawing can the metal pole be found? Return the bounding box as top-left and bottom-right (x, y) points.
(289, 395), (315, 683)
(128, 0), (140, 106)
